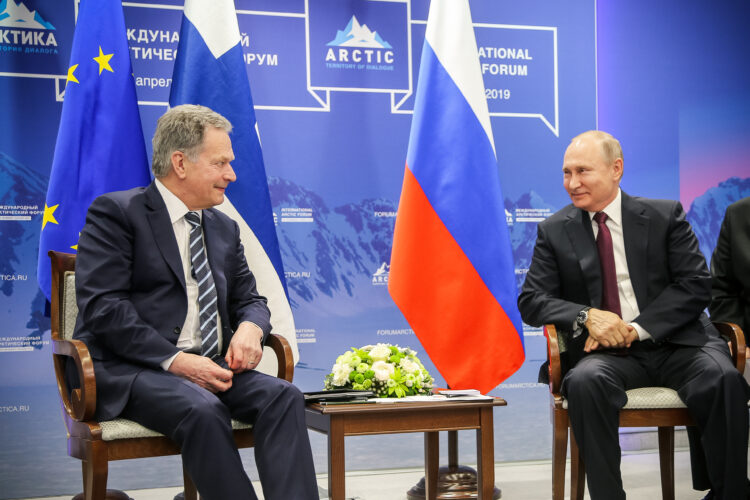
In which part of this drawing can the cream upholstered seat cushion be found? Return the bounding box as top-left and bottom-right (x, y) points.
(100, 417), (252, 441)
(62, 272), (78, 340)
(562, 386), (687, 410)
(621, 387), (687, 409)
(553, 331), (687, 410)
(63, 272), (254, 440)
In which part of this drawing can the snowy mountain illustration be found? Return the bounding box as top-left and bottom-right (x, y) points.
(269, 177), (398, 316)
(268, 178), (561, 313)
(0, 0), (55, 30)
(373, 262), (389, 276)
(686, 176), (750, 262)
(0, 152), (50, 344)
(327, 15), (392, 48)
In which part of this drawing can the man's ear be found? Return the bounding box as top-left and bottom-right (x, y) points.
(612, 157), (624, 182)
(171, 151), (187, 179)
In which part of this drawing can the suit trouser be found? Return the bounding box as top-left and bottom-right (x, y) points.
(121, 365), (319, 500)
(561, 339), (749, 500)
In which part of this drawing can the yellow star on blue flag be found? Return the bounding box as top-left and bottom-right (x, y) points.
(37, 0), (150, 301)
(41, 203), (59, 230)
(93, 46), (114, 75)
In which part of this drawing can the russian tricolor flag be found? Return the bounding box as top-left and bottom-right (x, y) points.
(389, 0), (524, 393)
(169, 0), (298, 365)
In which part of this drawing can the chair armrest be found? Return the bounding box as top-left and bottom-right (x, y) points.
(52, 337), (97, 421)
(265, 333), (294, 382)
(713, 321), (746, 375)
(545, 324), (563, 396)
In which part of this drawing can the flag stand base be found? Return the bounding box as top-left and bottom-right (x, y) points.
(72, 490), (131, 500)
(406, 431), (501, 499)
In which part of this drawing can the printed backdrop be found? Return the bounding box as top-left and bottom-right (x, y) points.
(1, 0), (748, 497)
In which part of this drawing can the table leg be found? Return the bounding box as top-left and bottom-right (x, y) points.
(424, 431), (439, 500)
(476, 406), (495, 499)
(328, 416), (346, 500)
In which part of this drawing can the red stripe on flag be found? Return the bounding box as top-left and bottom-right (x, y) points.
(389, 166), (524, 393)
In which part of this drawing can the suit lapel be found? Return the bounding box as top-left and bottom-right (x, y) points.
(621, 192), (650, 309)
(564, 206), (602, 307)
(144, 182), (185, 289)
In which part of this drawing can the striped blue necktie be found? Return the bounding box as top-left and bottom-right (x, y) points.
(185, 211), (220, 360)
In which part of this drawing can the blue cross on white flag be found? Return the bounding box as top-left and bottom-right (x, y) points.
(170, 0), (298, 364)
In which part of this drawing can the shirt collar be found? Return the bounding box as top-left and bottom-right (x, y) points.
(155, 178), (200, 225)
(588, 188), (622, 227)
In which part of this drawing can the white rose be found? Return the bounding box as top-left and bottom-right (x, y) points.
(372, 360), (395, 381)
(331, 362), (353, 386)
(369, 344), (392, 362)
(399, 358), (419, 374)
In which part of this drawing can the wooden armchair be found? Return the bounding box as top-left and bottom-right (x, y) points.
(49, 250), (295, 500)
(545, 322), (746, 500)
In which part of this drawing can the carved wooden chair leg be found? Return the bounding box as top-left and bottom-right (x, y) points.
(552, 408), (568, 500)
(83, 440), (108, 500)
(658, 426), (675, 500)
(570, 429), (585, 500)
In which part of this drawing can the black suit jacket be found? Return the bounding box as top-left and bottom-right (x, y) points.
(73, 182), (271, 420)
(518, 191), (718, 374)
(710, 196), (750, 333)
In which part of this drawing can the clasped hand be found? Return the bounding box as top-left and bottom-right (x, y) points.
(168, 322), (264, 392)
(583, 308), (638, 352)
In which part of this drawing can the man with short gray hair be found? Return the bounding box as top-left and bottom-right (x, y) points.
(73, 104), (318, 499)
(518, 130), (749, 499)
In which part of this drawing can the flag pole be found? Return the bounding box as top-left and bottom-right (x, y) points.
(389, 0), (523, 496)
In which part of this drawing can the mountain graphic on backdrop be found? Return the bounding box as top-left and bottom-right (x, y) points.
(373, 262), (389, 277)
(0, 0), (55, 30)
(268, 177), (556, 313)
(327, 15), (392, 48)
(0, 152), (50, 344)
(269, 177), (398, 315)
(686, 176), (750, 261)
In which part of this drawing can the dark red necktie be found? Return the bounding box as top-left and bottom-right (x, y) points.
(593, 212), (622, 317)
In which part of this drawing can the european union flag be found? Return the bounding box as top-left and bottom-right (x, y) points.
(37, 0), (150, 300)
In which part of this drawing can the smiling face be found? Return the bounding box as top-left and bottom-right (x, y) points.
(562, 133), (623, 213)
(171, 127), (236, 210)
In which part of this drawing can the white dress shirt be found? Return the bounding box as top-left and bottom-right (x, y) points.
(587, 189), (652, 341)
(155, 179), (223, 369)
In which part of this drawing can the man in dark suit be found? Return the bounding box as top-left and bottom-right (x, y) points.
(73, 104), (318, 500)
(518, 130), (749, 500)
(711, 196), (750, 333)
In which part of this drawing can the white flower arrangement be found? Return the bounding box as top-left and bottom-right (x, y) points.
(324, 343), (434, 398)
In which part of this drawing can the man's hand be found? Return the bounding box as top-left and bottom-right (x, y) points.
(168, 352), (233, 393)
(225, 322), (264, 373)
(583, 308), (639, 352)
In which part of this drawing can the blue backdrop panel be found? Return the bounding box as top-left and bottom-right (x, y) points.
(1, 0), (748, 497)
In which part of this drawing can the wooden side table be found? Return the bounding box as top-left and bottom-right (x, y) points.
(305, 398), (507, 499)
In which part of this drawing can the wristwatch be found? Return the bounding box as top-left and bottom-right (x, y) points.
(576, 307), (591, 329)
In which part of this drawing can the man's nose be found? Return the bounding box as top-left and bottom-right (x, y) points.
(225, 164), (237, 182)
(568, 173), (580, 189)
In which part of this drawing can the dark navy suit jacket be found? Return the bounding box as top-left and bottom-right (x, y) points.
(73, 181), (271, 420)
(710, 196), (750, 334)
(518, 191), (721, 373)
